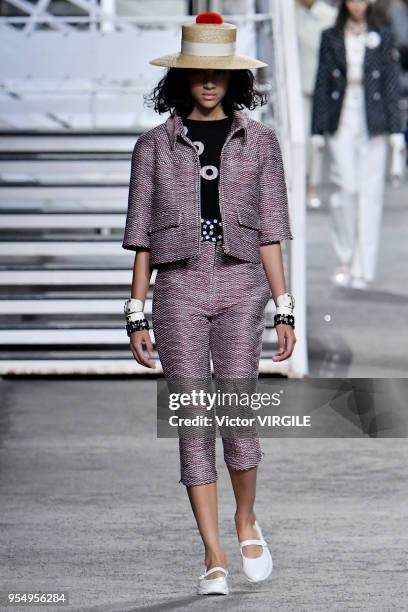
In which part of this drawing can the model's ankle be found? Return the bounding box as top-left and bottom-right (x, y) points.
(204, 547), (227, 568)
(234, 510), (256, 526)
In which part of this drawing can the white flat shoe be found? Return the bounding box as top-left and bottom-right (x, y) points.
(350, 276), (368, 290)
(197, 566), (229, 596)
(239, 520), (273, 583)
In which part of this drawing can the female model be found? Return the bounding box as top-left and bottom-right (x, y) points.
(122, 12), (296, 596)
(312, 0), (405, 289)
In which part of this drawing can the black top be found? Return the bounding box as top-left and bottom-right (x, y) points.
(182, 115), (233, 243)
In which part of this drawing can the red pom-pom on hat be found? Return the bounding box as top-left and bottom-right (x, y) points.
(196, 12), (224, 24)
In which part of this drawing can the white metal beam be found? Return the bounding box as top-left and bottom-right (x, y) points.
(4, 0), (73, 32)
(0, 136), (138, 153)
(0, 213), (124, 229)
(0, 327), (278, 345)
(270, 0), (308, 377)
(0, 298), (152, 315)
(0, 357), (290, 376)
(0, 186), (127, 201)
(0, 241), (131, 257)
(0, 270), (134, 285)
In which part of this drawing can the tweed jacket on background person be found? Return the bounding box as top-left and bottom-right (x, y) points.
(311, 25), (403, 136)
(122, 109), (293, 266)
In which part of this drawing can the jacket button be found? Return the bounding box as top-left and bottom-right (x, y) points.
(373, 92), (381, 100)
(331, 91), (340, 100)
(392, 48), (400, 62)
(372, 69), (380, 79)
(332, 68), (341, 78)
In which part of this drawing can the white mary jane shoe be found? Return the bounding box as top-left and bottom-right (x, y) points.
(350, 276), (369, 290)
(239, 520), (273, 583)
(197, 566), (229, 596)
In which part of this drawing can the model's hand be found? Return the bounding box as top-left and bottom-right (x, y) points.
(389, 133), (406, 185)
(272, 324), (296, 362)
(130, 330), (156, 368)
(311, 134), (325, 151)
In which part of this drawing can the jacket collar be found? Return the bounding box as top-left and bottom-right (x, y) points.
(332, 25), (381, 75)
(165, 109), (248, 151)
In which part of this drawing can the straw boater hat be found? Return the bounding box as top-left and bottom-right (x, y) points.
(149, 11), (268, 70)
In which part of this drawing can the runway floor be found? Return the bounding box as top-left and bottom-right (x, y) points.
(306, 177), (408, 377)
(0, 377), (407, 611)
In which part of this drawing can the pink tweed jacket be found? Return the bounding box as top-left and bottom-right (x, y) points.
(122, 109), (293, 265)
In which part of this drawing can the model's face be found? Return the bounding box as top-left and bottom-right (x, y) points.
(187, 69), (231, 110)
(345, 0), (369, 22)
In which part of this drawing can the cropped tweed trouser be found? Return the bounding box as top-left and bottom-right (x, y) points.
(152, 239), (272, 487)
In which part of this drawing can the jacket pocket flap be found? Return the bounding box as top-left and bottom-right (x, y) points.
(148, 209), (182, 234)
(237, 207), (260, 230)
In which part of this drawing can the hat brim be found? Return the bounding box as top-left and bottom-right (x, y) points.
(149, 52), (268, 69)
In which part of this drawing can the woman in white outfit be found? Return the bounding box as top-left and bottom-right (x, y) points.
(312, 0), (405, 290)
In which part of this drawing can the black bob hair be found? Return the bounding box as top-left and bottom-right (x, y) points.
(144, 68), (268, 117)
(335, 0), (388, 30)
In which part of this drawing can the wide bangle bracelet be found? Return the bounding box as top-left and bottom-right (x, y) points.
(275, 306), (293, 316)
(124, 298), (144, 317)
(274, 313), (295, 329)
(126, 318), (150, 337)
(126, 311), (146, 323)
(275, 292), (295, 310)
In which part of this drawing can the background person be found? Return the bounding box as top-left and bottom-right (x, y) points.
(295, 0), (337, 209)
(311, 0), (406, 290)
(389, 0), (408, 98)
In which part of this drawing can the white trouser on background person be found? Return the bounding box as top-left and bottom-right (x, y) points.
(303, 93), (324, 187)
(327, 85), (388, 282)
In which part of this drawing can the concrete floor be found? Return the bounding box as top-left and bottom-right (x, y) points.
(1, 377), (407, 611)
(306, 175), (408, 378)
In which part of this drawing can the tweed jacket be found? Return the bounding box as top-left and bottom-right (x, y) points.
(311, 25), (403, 136)
(122, 109), (293, 266)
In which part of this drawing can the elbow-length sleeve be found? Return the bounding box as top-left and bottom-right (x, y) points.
(257, 126), (294, 245)
(122, 131), (155, 252)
